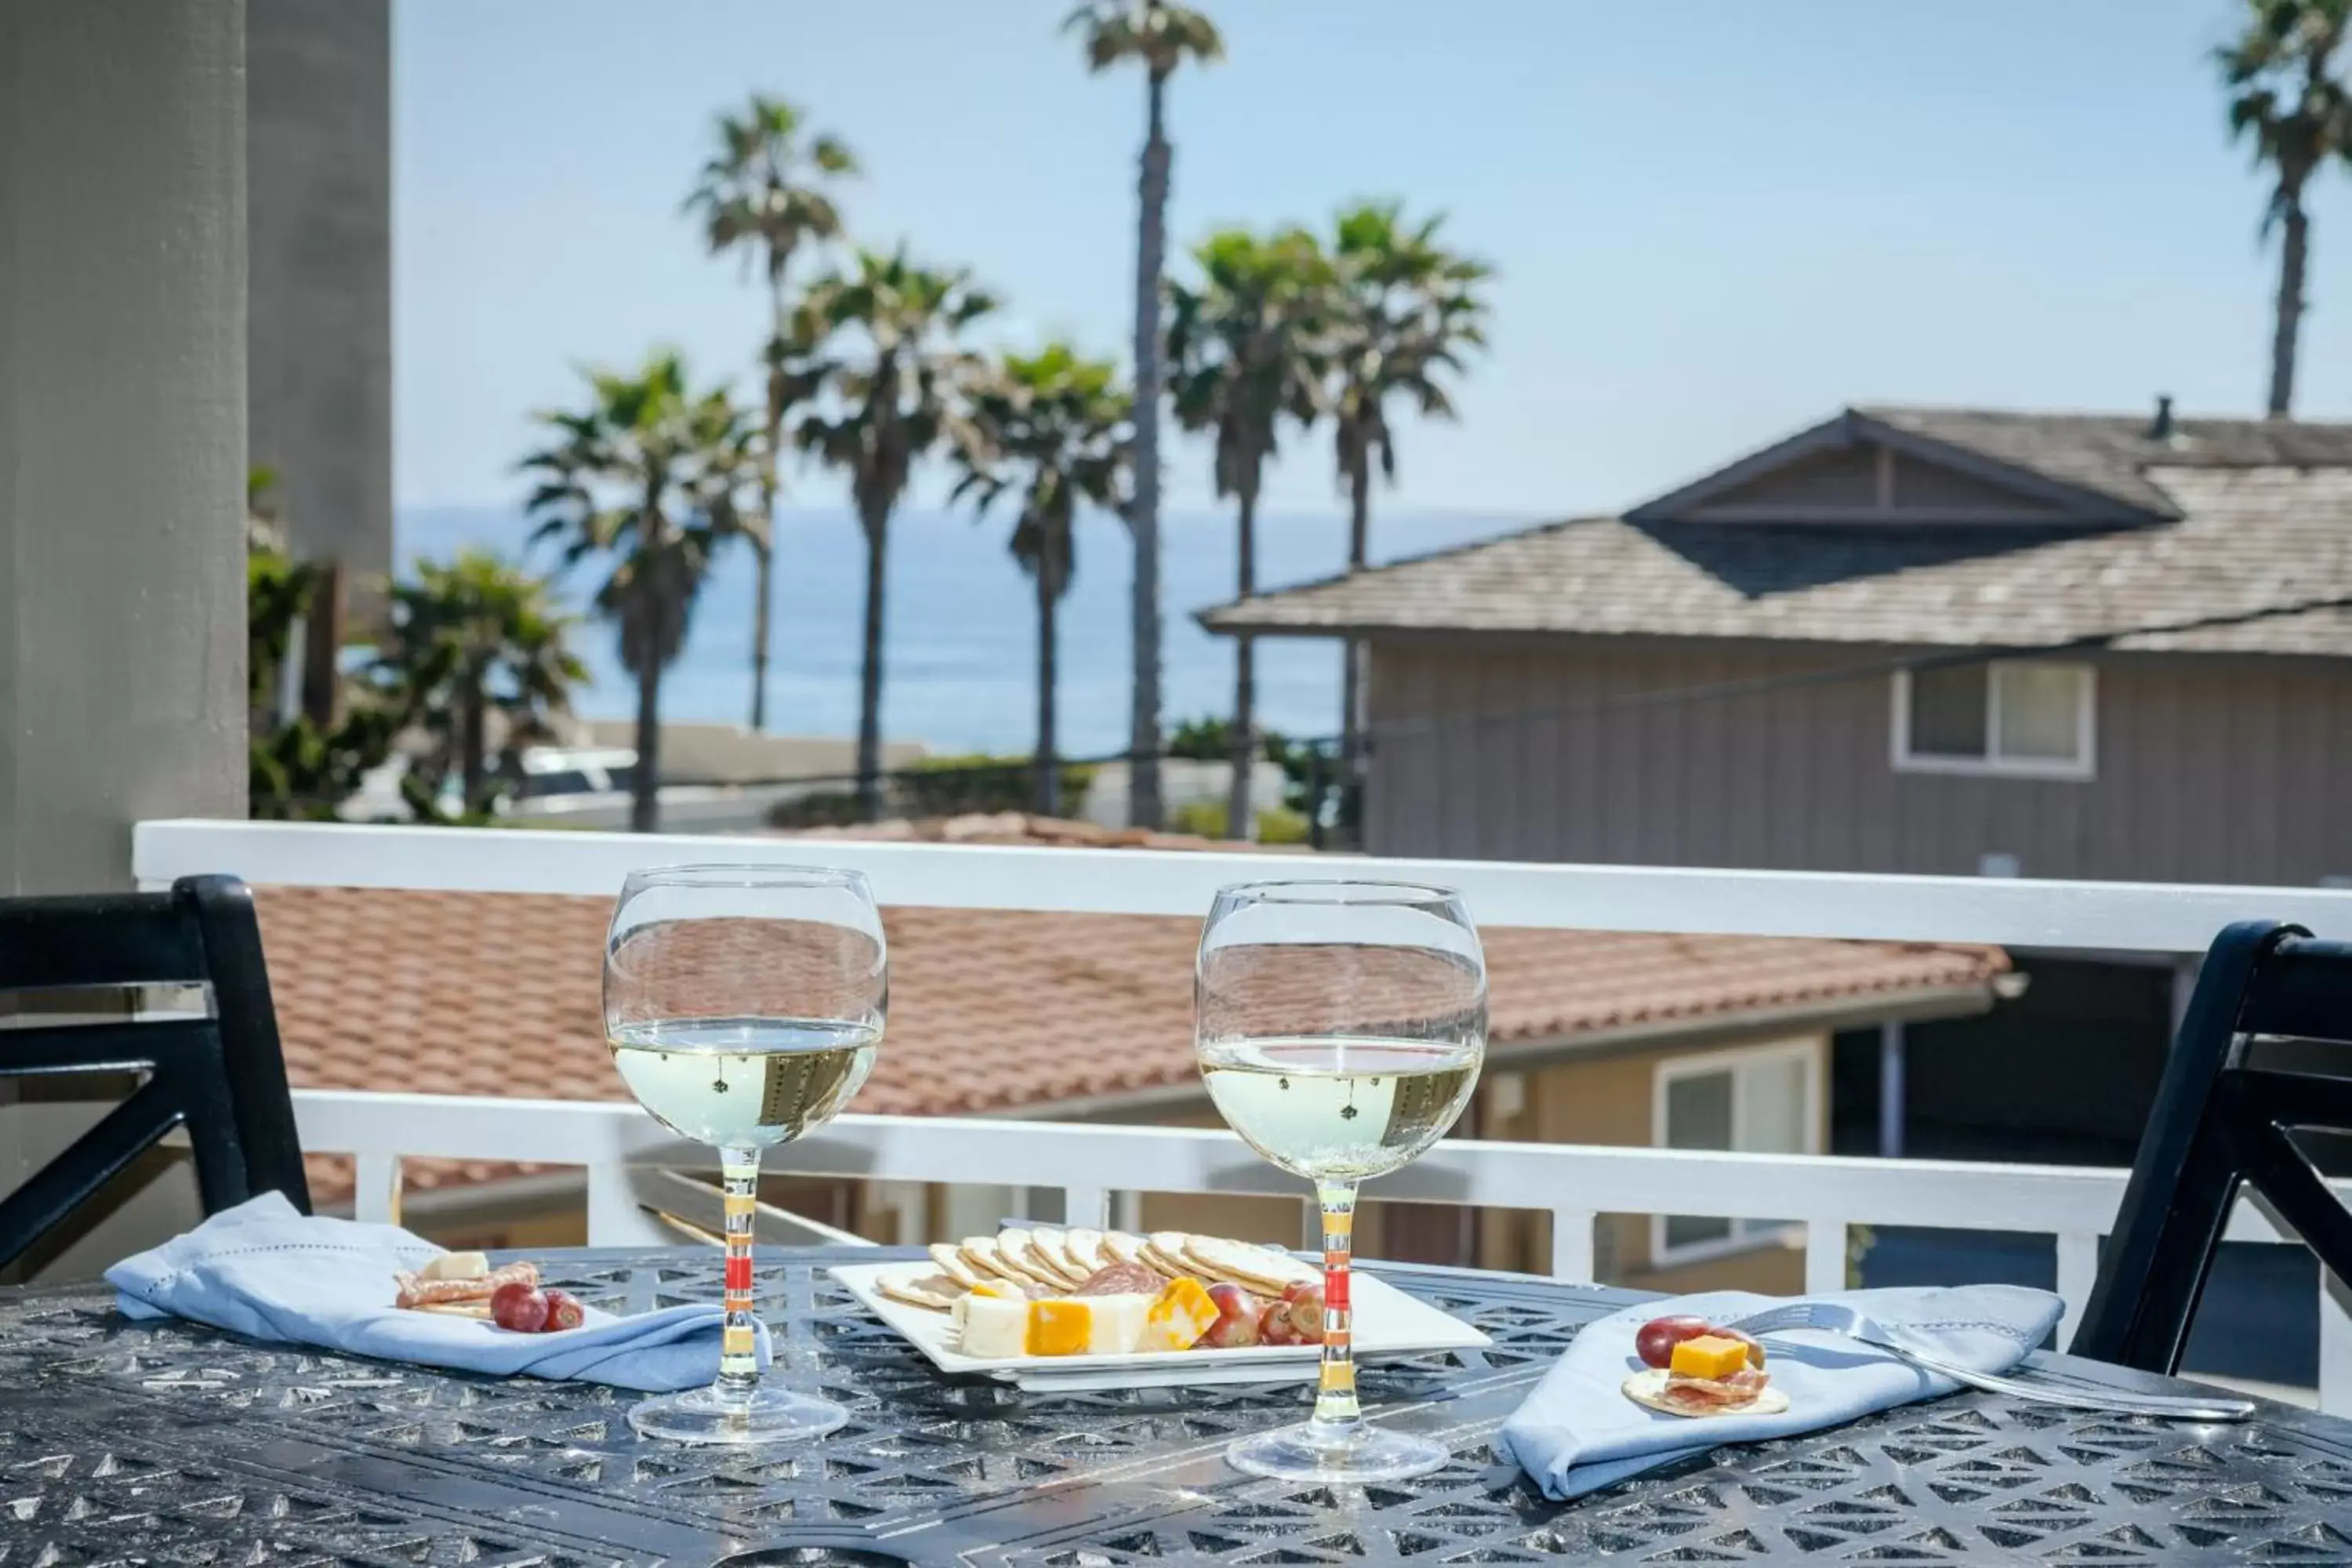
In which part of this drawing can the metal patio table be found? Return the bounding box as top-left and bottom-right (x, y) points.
(5, 1245), (2350, 1565)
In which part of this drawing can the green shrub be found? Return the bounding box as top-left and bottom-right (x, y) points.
(894, 753), (1096, 818)
(764, 789), (866, 829)
(1169, 801), (1312, 844)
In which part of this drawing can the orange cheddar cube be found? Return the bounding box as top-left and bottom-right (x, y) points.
(1137, 1277), (1220, 1352)
(1668, 1334), (1751, 1381)
(1026, 1299), (1091, 1357)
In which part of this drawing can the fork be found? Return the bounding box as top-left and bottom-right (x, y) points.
(1720, 1300), (2256, 1423)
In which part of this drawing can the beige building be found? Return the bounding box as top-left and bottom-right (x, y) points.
(1203, 402), (2352, 1169)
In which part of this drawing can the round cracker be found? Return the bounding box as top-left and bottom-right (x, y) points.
(1621, 1367), (1788, 1419)
(1100, 1232), (1157, 1273)
(963, 1234), (1061, 1289)
(411, 1300), (492, 1319)
(1184, 1235), (1316, 1291)
(928, 1242), (990, 1290)
(1063, 1228), (1109, 1275)
(875, 1272), (966, 1313)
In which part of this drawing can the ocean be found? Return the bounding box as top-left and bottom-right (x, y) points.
(394, 503), (1532, 757)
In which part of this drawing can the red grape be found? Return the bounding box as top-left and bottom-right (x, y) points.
(1258, 1298), (1301, 1345)
(541, 1288), (585, 1333)
(489, 1281), (550, 1333)
(1199, 1282), (1262, 1348)
(1633, 1315), (1714, 1369)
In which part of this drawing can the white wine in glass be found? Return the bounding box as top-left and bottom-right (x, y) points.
(1196, 880), (1487, 1483)
(604, 865), (886, 1446)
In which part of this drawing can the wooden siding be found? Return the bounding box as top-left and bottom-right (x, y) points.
(1690, 442), (2076, 522)
(1366, 640), (2352, 885)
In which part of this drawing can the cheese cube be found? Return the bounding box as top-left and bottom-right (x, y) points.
(1668, 1334), (1751, 1381)
(953, 1292), (1029, 1359)
(1029, 1294), (1150, 1356)
(1137, 1277), (1221, 1353)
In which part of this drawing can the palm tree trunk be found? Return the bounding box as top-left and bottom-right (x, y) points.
(459, 666), (488, 816)
(856, 504), (889, 820)
(749, 534), (775, 730)
(2269, 190), (2309, 419)
(1339, 441), (1373, 831)
(751, 260), (789, 728)
(1034, 546), (1060, 817)
(1225, 484), (1258, 842)
(631, 609), (662, 835)
(1126, 71), (1172, 830)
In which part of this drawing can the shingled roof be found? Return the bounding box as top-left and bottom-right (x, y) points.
(1203, 405), (2352, 658)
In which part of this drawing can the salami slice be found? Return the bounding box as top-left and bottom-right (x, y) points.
(1073, 1262), (1163, 1297)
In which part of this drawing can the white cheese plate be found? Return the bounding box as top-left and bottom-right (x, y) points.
(829, 1261), (1490, 1392)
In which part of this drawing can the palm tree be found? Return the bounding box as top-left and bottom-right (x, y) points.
(951, 343), (1132, 814)
(1326, 201), (1492, 800)
(795, 247), (998, 818)
(1064, 0), (1224, 830)
(376, 550), (586, 818)
(521, 351), (756, 832)
(2218, 0), (2352, 416)
(1167, 226), (1329, 840)
(686, 95), (858, 730)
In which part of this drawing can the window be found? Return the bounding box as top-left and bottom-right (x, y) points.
(1893, 661), (2094, 779)
(1651, 1040), (1818, 1264)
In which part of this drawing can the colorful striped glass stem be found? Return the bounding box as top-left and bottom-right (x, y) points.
(1311, 1178), (1361, 1432)
(717, 1146), (760, 1403)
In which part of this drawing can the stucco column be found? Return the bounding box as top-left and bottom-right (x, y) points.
(0, 0), (249, 895)
(248, 0), (392, 612)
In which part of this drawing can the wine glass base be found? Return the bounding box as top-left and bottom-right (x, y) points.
(1225, 1421), (1452, 1483)
(627, 1384), (848, 1446)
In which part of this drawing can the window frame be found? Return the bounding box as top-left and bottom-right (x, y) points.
(1891, 659), (2097, 782)
(1649, 1037), (1823, 1268)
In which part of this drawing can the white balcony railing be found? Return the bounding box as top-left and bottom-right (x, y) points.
(135, 817), (2352, 1410)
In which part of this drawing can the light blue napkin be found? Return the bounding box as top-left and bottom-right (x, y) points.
(106, 1193), (770, 1392)
(1501, 1284), (2064, 1501)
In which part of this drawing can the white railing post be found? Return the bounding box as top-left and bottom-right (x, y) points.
(1062, 1186), (1109, 1232)
(1549, 1208), (1597, 1283)
(352, 1153), (400, 1226)
(1805, 1218), (1847, 1295)
(585, 1163), (672, 1248)
(2054, 1231), (2102, 1349)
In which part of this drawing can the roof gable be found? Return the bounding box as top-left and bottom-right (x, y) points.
(1626, 408), (2172, 527)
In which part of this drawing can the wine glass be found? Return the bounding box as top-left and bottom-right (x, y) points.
(603, 864), (886, 1444)
(1196, 879), (1488, 1483)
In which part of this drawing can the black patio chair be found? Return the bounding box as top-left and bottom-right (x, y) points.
(2071, 919), (2352, 1374)
(0, 873), (309, 1271)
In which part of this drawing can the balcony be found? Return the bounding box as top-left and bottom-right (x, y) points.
(132, 815), (2352, 1413)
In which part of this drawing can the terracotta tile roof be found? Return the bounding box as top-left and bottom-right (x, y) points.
(256, 884), (2005, 1206)
(1205, 408), (2352, 659)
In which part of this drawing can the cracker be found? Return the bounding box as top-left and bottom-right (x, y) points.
(411, 1300), (491, 1319)
(1100, 1232), (1160, 1275)
(1141, 1232), (1197, 1280)
(1184, 1235), (1317, 1292)
(963, 1234), (1058, 1288)
(927, 1242), (991, 1290)
(875, 1272), (966, 1312)
(1063, 1228), (1108, 1275)
(1022, 1227), (1089, 1288)
(1002, 1227), (1083, 1290)
(1621, 1368), (1789, 1419)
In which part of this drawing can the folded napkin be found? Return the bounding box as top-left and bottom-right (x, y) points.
(107, 1192), (770, 1392)
(1501, 1284), (2064, 1501)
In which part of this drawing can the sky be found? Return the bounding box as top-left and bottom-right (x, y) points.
(393, 0), (2352, 525)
